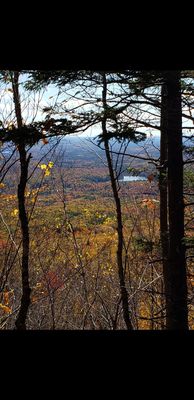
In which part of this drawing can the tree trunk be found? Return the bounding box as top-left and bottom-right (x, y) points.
(165, 71), (188, 330)
(101, 73), (133, 330)
(159, 82), (169, 328)
(15, 144), (31, 330)
(11, 71), (31, 330)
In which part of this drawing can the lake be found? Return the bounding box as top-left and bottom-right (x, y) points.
(120, 176), (147, 182)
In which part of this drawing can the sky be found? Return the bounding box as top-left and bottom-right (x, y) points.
(0, 73), (193, 140)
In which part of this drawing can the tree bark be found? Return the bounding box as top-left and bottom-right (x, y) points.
(15, 145), (31, 330)
(159, 82), (169, 328)
(11, 71), (31, 330)
(101, 73), (133, 330)
(165, 71), (188, 330)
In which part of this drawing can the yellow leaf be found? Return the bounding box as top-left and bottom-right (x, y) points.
(8, 123), (15, 130)
(0, 303), (11, 313)
(40, 164), (47, 170)
(3, 291), (9, 306)
(48, 161), (54, 168)
(0, 183), (5, 188)
(45, 169), (50, 176)
(11, 208), (19, 217)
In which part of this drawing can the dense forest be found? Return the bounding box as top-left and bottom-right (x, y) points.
(0, 70), (194, 330)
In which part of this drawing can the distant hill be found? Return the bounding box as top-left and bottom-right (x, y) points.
(30, 135), (160, 165)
